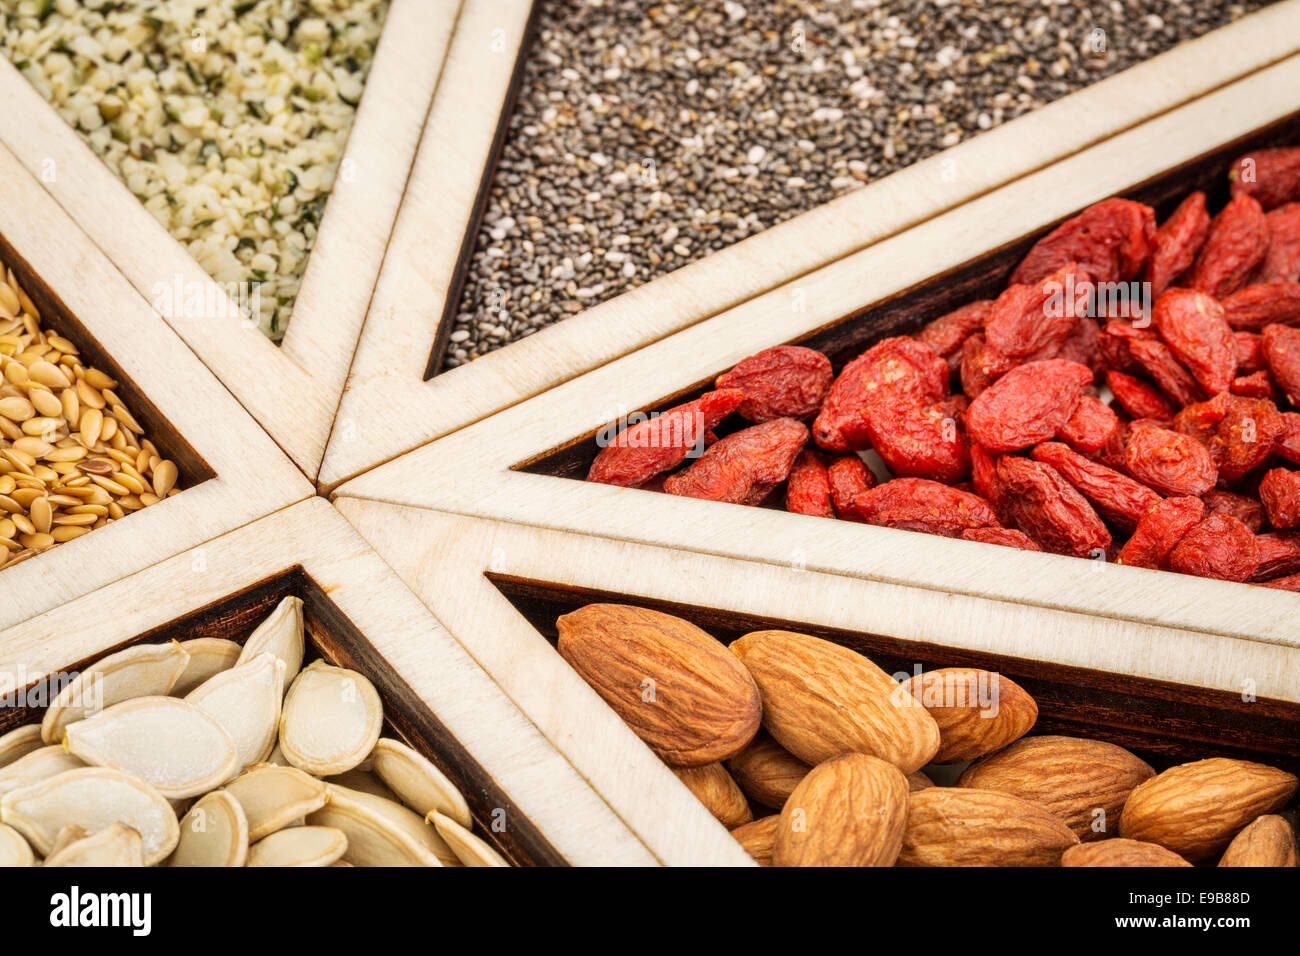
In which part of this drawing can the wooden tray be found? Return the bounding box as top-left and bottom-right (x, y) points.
(318, 0), (1300, 490)
(0, 498), (654, 866)
(0, 0), (465, 477)
(335, 503), (1300, 864)
(333, 52), (1300, 657)
(0, 139), (310, 631)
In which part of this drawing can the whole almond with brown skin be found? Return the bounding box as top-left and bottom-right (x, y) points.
(731, 631), (939, 773)
(1218, 815), (1297, 868)
(726, 732), (810, 810)
(900, 788), (1079, 866)
(731, 815), (778, 867)
(557, 604), (761, 766)
(899, 668), (1037, 763)
(959, 735), (1154, 841)
(1120, 758), (1298, 862)
(671, 763), (753, 829)
(907, 770), (934, 792)
(1062, 839), (1191, 868)
(774, 753), (908, 867)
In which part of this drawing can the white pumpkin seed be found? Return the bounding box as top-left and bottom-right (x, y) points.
(279, 662), (382, 776)
(0, 822), (33, 866)
(237, 596), (304, 686)
(42, 822), (144, 867)
(0, 767), (178, 864)
(0, 725), (43, 768)
(46, 824), (88, 858)
(247, 825), (347, 867)
(41, 642), (190, 743)
(265, 743), (288, 766)
(186, 653), (284, 771)
(428, 811), (510, 868)
(0, 746), (83, 797)
(371, 737), (472, 827)
(223, 764), (328, 843)
(306, 783), (456, 867)
(170, 638), (242, 697)
(64, 696), (239, 800)
(326, 768), (398, 802)
(168, 791), (248, 867)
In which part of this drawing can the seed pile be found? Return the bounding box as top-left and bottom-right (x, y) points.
(0, 596), (510, 867)
(559, 603), (1299, 867)
(0, 0), (388, 340)
(446, 0), (1269, 369)
(0, 259), (180, 571)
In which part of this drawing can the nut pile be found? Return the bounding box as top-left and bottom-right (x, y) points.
(0, 259), (180, 571)
(0, 596), (510, 867)
(587, 144), (1300, 587)
(558, 604), (1299, 867)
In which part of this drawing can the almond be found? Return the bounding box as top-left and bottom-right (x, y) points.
(1120, 758), (1298, 862)
(1217, 815), (1298, 868)
(907, 770), (935, 792)
(1061, 838), (1191, 867)
(730, 631), (939, 772)
(730, 815), (778, 867)
(671, 763), (753, 829)
(726, 732), (810, 810)
(959, 735), (1154, 841)
(774, 753), (908, 867)
(557, 604), (761, 766)
(900, 788), (1079, 866)
(899, 668), (1037, 763)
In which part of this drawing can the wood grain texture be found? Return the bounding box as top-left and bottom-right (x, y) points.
(318, 0), (1300, 489)
(0, 0), (460, 476)
(332, 53), (1300, 651)
(0, 140), (311, 630)
(0, 498), (653, 866)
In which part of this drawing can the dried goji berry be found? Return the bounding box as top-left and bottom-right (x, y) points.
(785, 448), (834, 518)
(1098, 321), (1152, 375)
(1231, 371), (1282, 402)
(588, 388), (745, 487)
(862, 394), (971, 484)
(1009, 198), (1156, 286)
(1256, 202), (1300, 283)
(1152, 288), (1237, 396)
(1058, 316), (1105, 381)
(1106, 370), (1175, 421)
(1056, 394), (1118, 453)
(959, 527), (1042, 551)
(1115, 496), (1205, 569)
(827, 454), (876, 521)
(813, 337), (948, 451)
(663, 417), (808, 505)
(1167, 513), (1259, 581)
(969, 443), (1000, 515)
(959, 334), (996, 400)
(1229, 146), (1300, 210)
(915, 301), (993, 368)
(1252, 532), (1300, 580)
(1187, 195), (1269, 298)
(853, 478), (999, 538)
(1202, 488), (1265, 533)
(1262, 322), (1300, 406)
(1259, 467), (1300, 529)
(716, 345), (833, 423)
(1260, 571), (1300, 591)
(1093, 417), (1131, 472)
(1173, 392), (1283, 481)
(1144, 191), (1211, 296)
(1234, 331), (1266, 373)
(967, 359), (1093, 453)
(996, 456), (1111, 557)
(1276, 412), (1300, 465)
(982, 264), (1090, 373)
(1220, 282), (1300, 332)
(1127, 336), (1204, 408)
(1124, 421), (1218, 496)
(1030, 441), (1161, 532)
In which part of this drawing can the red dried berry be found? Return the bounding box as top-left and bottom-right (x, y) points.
(1151, 288), (1237, 396)
(969, 443), (1000, 515)
(1127, 336), (1204, 408)
(1234, 331), (1266, 373)
(1260, 572), (1300, 591)
(959, 334), (996, 400)
(588, 388), (745, 487)
(1124, 422), (1218, 497)
(1220, 282), (1300, 332)
(1144, 191), (1211, 296)
(1115, 496), (1205, 569)
(967, 359), (1093, 453)
(1173, 392), (1284, 481)
(1202, 489), (1265, 533)
(995, 455), (1111, 558)
(959, 527), (1042, 551)
(1230, 371), (1282, 402)
(813, 337), (948, 451)
(1256, 202), (1300, 283)
(1031, 441), (1162, 533)
(1167, 513), (1259, 582)
(1262, 323), (1300, 406)
(1229, 146), (1300, 210)
(1252, 532), (1300, 580)
(1056, 394), (1118, 454)
(1276, 412), (1300, 465)
(663, 417), (808, 505)
(1094, 417), (1131, 472)
(915, 301), (993, 364)
(1009, 198), (1156, 286)
(862, 395), (971, 484)
(853, 478), (999, 538)
(826, 454), (876, 522)
(785, 449), (834, 518)
(1259, 468), (1300, 529)
(1057, 316), (1105, 382)
(1106, 370), (1175, 421)
(983, 264), (1090, 372)
(716, 345), (834, 423)
(1187, 195), (1269, 298)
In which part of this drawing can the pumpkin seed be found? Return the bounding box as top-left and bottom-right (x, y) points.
(236, 595), (304, 685)
(0, 746), (83, 797)
(326, 768), (399, 802)
(168, 638), (241, 697)
(41, 641), (190, 743)
(186, 653), (284, 771)
(168, 790), (247, 867)
(223, 764), (328, 842)
(0, 725), (43, 768)
(428, 811), (510, 868)
(0, 767), (178, 864)
(371, 737), (472, 827)
(42, 821), (144, 867)
(0, 822), (33, 866)
(306, 783), (456, 867)
(46, 823), (88, 857)
(64, 696), (240, 800)
(247, 825), (348, 867)
(279, 662), (381, 776)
